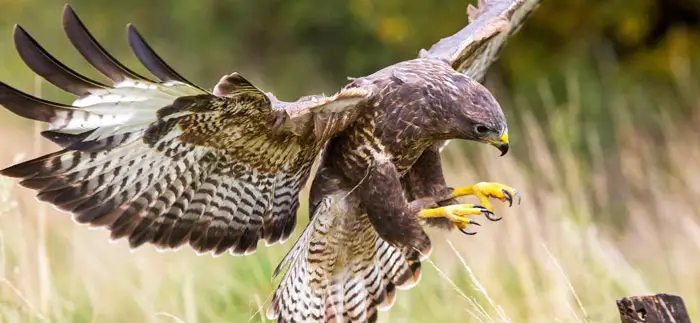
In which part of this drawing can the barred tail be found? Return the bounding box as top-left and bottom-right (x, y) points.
(266, 193), (430, 322)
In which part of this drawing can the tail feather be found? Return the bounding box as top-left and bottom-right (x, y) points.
(377, 240), (425, 290)
(268, 193), (429, 322)
(334, 262), (375, 322)
(364, 261), (389, 311)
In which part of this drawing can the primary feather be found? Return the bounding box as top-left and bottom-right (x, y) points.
(0, 2), (541, 322)
(1, 4), (370, 256)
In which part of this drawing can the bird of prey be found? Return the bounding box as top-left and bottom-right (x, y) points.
(0, 0), (541, 322)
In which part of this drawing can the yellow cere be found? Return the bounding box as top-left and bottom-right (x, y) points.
(498, 129), (509, 144)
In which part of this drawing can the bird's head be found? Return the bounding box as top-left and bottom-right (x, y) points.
(438, 72), (510, 156)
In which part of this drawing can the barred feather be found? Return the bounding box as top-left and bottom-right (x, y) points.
(0, 3), (540, 322)
(421, 0), (542, 82)
(1, 4), (371, 257)
(268, 192), (428, 323)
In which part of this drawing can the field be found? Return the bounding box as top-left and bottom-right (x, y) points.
(0, 55), (698, 322)
(1, 1), (699, 322)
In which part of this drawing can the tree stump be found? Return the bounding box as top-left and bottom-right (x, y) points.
(617, 294), (691, 323)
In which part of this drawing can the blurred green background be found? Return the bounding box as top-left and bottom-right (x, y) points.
(0, 0), (699, 322)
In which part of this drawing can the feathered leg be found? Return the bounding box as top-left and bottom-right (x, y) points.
(402, 143), (457, 229)
(403, 144), (523, 231)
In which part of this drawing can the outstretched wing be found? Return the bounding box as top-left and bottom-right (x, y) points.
(0, 5), (371, 256)
(421, 0), (542, 82)
(421, 0), (541, 152)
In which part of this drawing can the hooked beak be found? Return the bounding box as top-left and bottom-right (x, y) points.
(487, 130), (509, 156)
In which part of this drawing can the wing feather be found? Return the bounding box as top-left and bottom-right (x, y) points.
(422, 0), (542, 82)
(1, 5), (373, 257)
(13, 25), (109, 96)
(126, 24), (208, 92)
(62, 4), (153, 83)
(422, 0), (542, 152)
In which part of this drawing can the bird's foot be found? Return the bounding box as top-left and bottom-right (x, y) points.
(448, 182), (521, 221)
(418, 204), (491, 235)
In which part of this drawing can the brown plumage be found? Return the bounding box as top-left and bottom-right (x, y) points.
(0, 1), (541, 322)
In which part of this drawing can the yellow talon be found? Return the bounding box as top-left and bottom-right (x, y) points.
(450, 182), (521, 213)
(418, 204), (491, 235)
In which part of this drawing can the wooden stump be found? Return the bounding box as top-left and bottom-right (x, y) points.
(617, 294), (691, 323)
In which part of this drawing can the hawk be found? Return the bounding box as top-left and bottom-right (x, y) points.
(0, 1), (541, 322)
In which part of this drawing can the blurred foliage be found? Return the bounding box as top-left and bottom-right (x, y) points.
(0, 0), (698, 96)
(0, 0), (696, 221)
(1, 0), (698, 160)
(0, 1), (699, 322)
(0, 0), (697, 226)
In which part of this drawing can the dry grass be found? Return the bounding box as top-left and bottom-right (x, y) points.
(0, 65), (699, 323)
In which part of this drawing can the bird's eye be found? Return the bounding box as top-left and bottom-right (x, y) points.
(475, 125), (489, 134)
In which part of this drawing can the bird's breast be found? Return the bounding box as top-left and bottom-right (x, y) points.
(327, 121), (431, 181)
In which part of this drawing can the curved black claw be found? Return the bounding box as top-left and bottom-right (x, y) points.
(502, 189), (513, 207)
(474, 205), (502, 222)
(458, 221), (480, 235)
